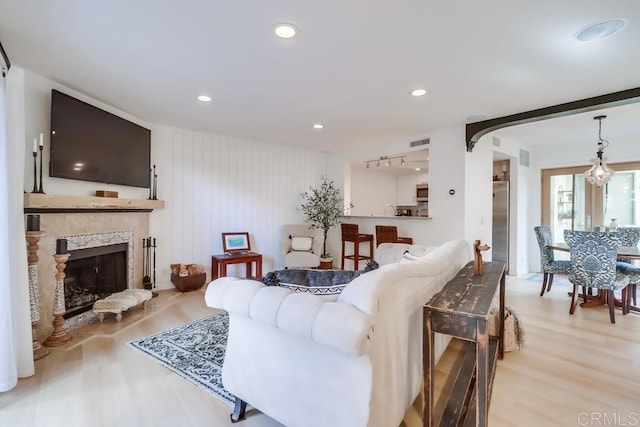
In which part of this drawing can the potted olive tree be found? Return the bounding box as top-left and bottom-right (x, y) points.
(300, 176), (348, 262)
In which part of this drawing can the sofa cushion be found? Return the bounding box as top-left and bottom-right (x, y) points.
(375, 243), (436, 266)
(339, 239), (471, 315)
(205, 277), (372, 356)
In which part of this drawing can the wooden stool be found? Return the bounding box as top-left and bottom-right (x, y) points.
(341, 223), (374, 270)
(375, 225), (413, 247)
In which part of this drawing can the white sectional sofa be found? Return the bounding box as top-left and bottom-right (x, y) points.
(204, 239), (471, 427)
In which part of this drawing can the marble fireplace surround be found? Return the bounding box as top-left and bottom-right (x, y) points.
(66, 231), (135, 289)
(26, 194), (163, 340)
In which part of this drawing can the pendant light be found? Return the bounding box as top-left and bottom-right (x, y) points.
(584, 115), (614, 187)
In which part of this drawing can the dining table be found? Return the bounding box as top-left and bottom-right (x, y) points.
(548, 242), (640, 260)
(547, 242), (640, 312)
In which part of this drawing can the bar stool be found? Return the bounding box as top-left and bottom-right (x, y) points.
(375, 225), (413, 247)
(341, 223), (374, 270)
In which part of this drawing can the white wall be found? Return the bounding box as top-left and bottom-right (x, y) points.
(428, 127), (468, 244)
(22, 70), (149, 199)
(335, 127), (469, 247)
(19, 71), (330, 289)
(150, 127), (328, 286)
(17, 68), (516, 287)
(464, 134), (493, 252)
(349, 168), (397, 216)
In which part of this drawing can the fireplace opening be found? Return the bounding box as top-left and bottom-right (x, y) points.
(63, 243), (128, 319)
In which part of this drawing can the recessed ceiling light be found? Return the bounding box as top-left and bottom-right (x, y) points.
(198, 95), (212, 102)
(274, 23), (298, 39)
(575, 19), (627, 41)
(415, 168), (421, 171)
(313, 124), (324, 129)
(411, 89), (427, 97)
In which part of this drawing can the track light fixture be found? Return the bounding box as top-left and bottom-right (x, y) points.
(364, 155), (407, 169)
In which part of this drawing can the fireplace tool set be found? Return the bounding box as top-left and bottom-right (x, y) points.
(142, 237), (157, 296)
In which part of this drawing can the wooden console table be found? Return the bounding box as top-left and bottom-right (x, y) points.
(211, 252), (262, 280)
(422, 261), (505, 427)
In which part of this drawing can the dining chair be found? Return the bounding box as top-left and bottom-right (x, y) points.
(616, 227), (640, 309)
(617, 227), (640, 247)
(564, 230), (630, 324)
(533, 226), (571, 297)
(617, 261), (640, 311)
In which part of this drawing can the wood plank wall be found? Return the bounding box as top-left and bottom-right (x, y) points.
(149, 126), (328, 288)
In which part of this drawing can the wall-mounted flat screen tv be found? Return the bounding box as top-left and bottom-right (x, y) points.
(49, 89), (151, 188)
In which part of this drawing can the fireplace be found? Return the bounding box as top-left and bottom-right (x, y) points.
(24, 196), (157, 339)
(63, 243), (128, 318)
(59, 231), (135, 321)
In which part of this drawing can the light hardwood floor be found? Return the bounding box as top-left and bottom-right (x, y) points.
(1, 274), (639, 427)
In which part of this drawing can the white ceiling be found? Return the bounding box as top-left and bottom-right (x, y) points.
(1, 1), (639, 153)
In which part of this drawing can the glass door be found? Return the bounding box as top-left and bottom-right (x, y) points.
(542, 162), (640, 237)
(603, 168), (639, 227)
(542, 167), (593, 246)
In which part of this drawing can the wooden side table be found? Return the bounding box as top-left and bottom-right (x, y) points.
(422, 261), (505, 427)
(211, 252), (262, 280)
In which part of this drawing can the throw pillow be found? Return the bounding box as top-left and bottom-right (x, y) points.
(291, 235), (313, 252)
(364, 260), (379, 272)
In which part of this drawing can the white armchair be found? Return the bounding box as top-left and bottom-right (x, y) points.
(280, 224), (322, 269)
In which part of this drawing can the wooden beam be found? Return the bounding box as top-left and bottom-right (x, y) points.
(465, 87), (640, 152)
(0, 40), (10, 76)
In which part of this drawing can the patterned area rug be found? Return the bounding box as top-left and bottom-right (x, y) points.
(128, 311), (234, 406)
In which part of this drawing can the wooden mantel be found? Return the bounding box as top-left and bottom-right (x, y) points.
(24, 193), (165, 213)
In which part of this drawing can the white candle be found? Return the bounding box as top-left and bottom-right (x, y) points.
(33, 138), (37, 153)
(39, 133), (44, 147)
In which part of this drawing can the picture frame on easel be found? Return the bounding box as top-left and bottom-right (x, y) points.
(222, 232), (250, 254)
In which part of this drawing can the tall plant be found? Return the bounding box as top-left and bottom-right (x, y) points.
(300, 176), (346, 258)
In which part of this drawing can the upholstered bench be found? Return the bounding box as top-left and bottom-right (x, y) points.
(93, 289), (153, 322)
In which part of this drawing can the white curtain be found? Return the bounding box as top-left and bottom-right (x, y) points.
(0, 66), (34, 392)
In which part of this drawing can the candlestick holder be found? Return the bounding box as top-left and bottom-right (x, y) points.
(26, 230), (50, 359)
(43, 253), (72, 347)
(37, 144), (45, 193)
(148, 168), (153, 200)
(31, 151), (38, 193)
(152, 164), (158, 200)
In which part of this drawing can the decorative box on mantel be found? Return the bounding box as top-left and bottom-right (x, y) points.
(24, 193), (165, 213)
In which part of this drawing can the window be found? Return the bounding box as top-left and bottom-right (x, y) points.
(542, 162), (640, 238)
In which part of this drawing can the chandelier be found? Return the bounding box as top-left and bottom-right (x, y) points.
(584, 115), (614, 187)
(364, 155), (406, 169)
